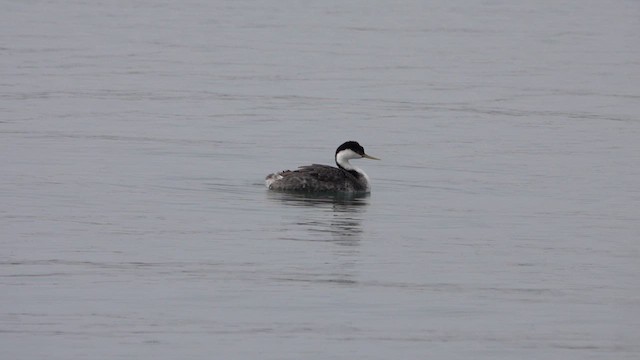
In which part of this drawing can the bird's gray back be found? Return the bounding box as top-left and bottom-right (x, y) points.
(267, 164), (365, 192)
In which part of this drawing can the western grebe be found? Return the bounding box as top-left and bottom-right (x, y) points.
(265, 141), (380, 193)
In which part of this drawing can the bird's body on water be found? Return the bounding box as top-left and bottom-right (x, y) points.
(265, 141), (379, 193)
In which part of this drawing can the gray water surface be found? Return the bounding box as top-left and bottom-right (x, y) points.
(2, 1), (639, 359)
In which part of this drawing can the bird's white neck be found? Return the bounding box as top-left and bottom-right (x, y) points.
(335, 149), (372, 191)
(335, 149), (359, 170)
(336, 149), (370, 189)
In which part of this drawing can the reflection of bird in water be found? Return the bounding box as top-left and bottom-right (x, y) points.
(266, 190), (369, 246)
(265, 141), (379, 193)
(266, 191), (368, 285)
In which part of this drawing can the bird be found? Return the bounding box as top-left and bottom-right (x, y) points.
(265, 141), (379, 193)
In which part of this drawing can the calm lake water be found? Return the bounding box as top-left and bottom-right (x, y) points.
(2, 1), (639, 359)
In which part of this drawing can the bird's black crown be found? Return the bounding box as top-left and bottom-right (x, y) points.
(335, 141), (365, 156)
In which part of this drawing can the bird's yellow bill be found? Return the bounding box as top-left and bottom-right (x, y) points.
(363, 154), (380, 160)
